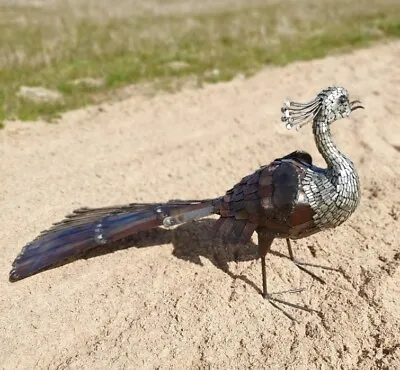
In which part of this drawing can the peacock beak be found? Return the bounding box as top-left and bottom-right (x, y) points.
(350, 100), (364, 111)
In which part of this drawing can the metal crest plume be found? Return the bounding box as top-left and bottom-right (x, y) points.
(280, 92), (324, 130)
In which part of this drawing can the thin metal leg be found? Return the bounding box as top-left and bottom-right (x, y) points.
(261, 256), (268, 298)
(286, 238), (340, 285)
(258, 231), (318, 322)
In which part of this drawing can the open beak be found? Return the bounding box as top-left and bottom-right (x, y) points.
(351, 100), (364, 111)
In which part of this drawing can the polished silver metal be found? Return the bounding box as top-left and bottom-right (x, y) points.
(281, 86), (362, 230)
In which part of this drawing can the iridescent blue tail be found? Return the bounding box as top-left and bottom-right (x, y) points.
(9, 200), (216, 282)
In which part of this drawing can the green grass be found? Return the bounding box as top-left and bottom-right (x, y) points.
(0, 0), (399, 126)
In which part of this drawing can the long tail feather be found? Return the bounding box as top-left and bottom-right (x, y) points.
(10, 200), (216, 282)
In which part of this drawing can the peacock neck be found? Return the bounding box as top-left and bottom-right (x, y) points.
(312, 117), (357, 182)
(309, 115), (361, 229)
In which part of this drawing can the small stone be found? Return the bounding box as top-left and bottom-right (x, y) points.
(166, 61), (190, 71)
(234, 73), (245, 81)
(71, 77), (105, 88)
(210, 68), (220, 77)
(16, 86), (63, 104)
(204, 68), (221, 80)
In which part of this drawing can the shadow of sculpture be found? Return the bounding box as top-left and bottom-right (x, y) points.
(83, 218), (263, 293)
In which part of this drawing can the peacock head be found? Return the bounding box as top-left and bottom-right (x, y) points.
(281, 86), (364, 130)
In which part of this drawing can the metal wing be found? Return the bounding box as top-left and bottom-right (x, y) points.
(214, 158), (316, 242)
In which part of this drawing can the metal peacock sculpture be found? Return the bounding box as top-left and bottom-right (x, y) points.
(9, 86), (364, 318)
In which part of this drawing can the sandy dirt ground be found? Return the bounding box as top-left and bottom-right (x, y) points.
(1, 41), (400, 369)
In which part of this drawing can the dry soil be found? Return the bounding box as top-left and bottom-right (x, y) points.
(1, 41), (400, 369)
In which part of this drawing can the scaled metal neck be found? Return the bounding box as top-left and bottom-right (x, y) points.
(312, 116), (354, 174)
